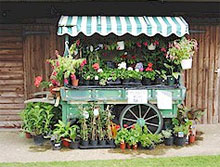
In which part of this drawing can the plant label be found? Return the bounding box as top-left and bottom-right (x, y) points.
(127, 90), (148, 104)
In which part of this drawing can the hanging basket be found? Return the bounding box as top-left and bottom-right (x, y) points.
(181, 58), (192, 70)
(147, 43), (156, 50)
(117, 41), (125, 50)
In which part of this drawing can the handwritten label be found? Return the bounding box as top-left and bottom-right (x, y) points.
(128, 90), (148, 104)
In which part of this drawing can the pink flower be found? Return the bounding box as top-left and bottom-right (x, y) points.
(34, 76), (42, 88)
(56, 61), (60, 67)
(154, 40), (159, 46)
(161, 48), (166, 52)
(80, 59), (87, 68)
(136, 42), (142, 48)
(76, 40), (80, 46)
(131, 124), (135, 129)
(52, 71), (57, 76)
(116, 125), (121, 130)
(148, 62), (153, 68)
(124, 124), (128, 128)
(143, 42), (148, 46)
(51, 80), (58, 86)
(140, 68), (144, 72)
(64, 79), (69, 84)
(92, 63), (99, 70)
(55, 50), (60, 57)
(71, 74), (76, 80)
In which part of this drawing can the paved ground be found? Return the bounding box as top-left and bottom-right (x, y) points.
(0, 124), (220, 163)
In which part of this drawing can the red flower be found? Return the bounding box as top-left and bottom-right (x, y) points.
(71, 74), (76, 80)
(143, 42), (148, 46)
(103, 53), (107, 56)
(136, 42), (142, 48)
(64, 78), (69, 84)
(145, 67), (153, 72)
(131, 55), (136, 60)
(161, 47), (166, 52)
(148, 62), (153, 68)
(154, 40), (159, 46)
(80, 59), (87, 68)
(131, 124), (135, 129)
(76, 40), (80, 46)
(121, 55), (127, 59)
(116, 125), (121, 130)
(92, 63), (99, 70)
(34, 76), (42, 88)
(124, 124), (128, 128)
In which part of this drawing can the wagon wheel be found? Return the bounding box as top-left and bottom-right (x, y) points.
(119, 104), (163, 134)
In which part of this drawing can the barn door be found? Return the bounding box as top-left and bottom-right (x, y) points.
(23, 25), (64, 99)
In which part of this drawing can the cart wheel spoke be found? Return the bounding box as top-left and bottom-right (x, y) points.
(145, 114), (158, 121)
(138, 105), (142, 118)
(128, 109), (139, 120)
(146, 122), (159, 127)
(122, 118), (137, 123)
(148, 129), (153, 134)
(120, 104), (163, 134)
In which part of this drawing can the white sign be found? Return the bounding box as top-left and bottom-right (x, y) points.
(127, 90), (148, 104)
(157, 90), (172, 109)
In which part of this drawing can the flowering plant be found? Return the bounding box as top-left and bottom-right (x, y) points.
(47, 55), (85, 86)
(167, 37), (198, 65)
(34, 76), (50, 88)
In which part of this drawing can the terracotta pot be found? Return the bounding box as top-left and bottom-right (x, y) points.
(132, 144), (138, 150)
(71, 79), (79, 86)
(189, 135), (196, 144)
(120, 143), (126, 150)
(25, 132), (32, 139)
(62, 139), (70, 147)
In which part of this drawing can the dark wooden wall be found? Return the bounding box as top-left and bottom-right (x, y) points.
(184, 25), (220, 124)
(0, 25), (24, 127)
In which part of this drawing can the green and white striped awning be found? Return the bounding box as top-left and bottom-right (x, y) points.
(57, 16), (189, 37)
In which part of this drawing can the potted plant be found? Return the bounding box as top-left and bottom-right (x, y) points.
(105, 106), (115, 145)
(69, 125), (80, 149)
(97, 109), (106, 146)
(79, 115), (89, 146)
(139, 133), (154, 149)
(172, 118), (192, 146)
(115, 128), (129, 150)
(53, 120), (72, 148)
(167, 37), (198, 70)
(162, 129), (174, 146)
(142, 71), (156, 85)
(155, 70), (167, 85)
(51, 134), (62, 150)
(164, 63), (180, 86)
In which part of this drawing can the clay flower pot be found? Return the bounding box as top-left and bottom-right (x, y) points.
(62, 139), (71, 147)
(120, 142), (126, 150)
(127, 143), (131, 149)
(71, 79), (79, 86)
(189, 135), (196, 144)
(25, 132), (32, 139)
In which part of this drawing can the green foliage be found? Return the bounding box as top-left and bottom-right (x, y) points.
(142, 71), (156, 80)
(161, 129), (172, 139)
(20, 103), (55, 136)
(115, 128), (129, 144)
(164, 63), (180, 79)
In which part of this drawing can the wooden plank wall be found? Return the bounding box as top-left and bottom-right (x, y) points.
(23, 25), (64, 99)
(0, 25), (24, 127)
(184, 25), (220, 124)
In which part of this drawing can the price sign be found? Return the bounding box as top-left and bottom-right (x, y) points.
(127, 90), (148, 104)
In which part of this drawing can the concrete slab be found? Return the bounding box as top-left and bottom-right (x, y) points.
(0, 124), (220, 163)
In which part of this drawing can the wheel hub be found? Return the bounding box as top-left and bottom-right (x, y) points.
(137, 118), (146, 127)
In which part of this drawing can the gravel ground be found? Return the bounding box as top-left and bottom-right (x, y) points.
(0, 124), (220, 163)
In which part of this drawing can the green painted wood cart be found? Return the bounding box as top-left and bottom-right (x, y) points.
(57, 16), (189, 134)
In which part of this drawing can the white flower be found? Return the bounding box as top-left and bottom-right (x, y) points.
(128, 67), (133, 71)
(135, 69), (139, 72)
(97, 69), (103, 73)
(95, 76), (99, 80)
(83, 111), (89, 119)
(86, 76), (90, 80)
(93, 108), (99, 117)
(108, 77), (112, 81)
(118, 62), (127, 69)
